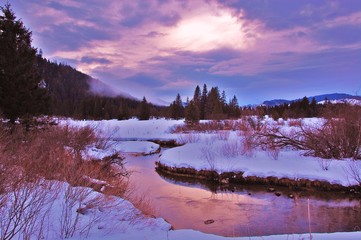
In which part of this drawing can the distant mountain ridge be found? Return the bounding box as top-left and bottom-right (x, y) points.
(263, 93), (361, 107)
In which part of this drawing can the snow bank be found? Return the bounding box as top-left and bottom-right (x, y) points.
(112, 141), (160, 154)
(83, 141), (160, 160)
(159, 142), (359, 187)
(62, 118), (184, 140)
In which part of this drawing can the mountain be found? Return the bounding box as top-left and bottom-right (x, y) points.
(262, 93), (361, 107)
(35, 56), (162, 119)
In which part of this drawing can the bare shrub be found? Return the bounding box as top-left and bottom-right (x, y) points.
(59, 185), (93, 239)
(201, 147), (217, 170)
(171, 120), (237, 133)
(266, 140), (280, 160)
(257, 107), (361, 160)
(217, 130), (230, 141)
(177, 133), (200, 144)
(288, 119), (302, 127)
(238, 128), (257, 157)
(62, 125), (97, 163)
(0, 179), (60, 240)
(58, 182), (123, 239)
(93, 125), (120, 150)
(0, 123), (130, 239)
(318, 158), (332, 171)
(344, 160), (361, 185)
(221, 140), (241, 158)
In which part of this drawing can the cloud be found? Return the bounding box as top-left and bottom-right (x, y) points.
(158, 79), (196, 90)
(80, 56), (112, 64)
(11, 0), (361, 104)
(323, 11), (361, 28)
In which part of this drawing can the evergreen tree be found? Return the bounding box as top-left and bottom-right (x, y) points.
(228, 95), (240, 118)
(200, 84), (208, 119)
(206, 87), (224, 120)
(310, 97), (318, 117)
(193, 85), (201, 108)
(170, 93), (184, 119)
(138, 96), (150, 120)
(0, 4), (48, 122)
(185, 100), (200, 125)
(221, 90), (227, 106)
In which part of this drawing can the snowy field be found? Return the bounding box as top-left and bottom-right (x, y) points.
(60, 118), (361, 239)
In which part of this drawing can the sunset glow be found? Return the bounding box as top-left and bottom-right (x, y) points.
(167, 11), (250, 52)
(9, 0), (361, 105)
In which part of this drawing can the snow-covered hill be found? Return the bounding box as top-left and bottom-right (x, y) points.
(263, 93), (361, 106)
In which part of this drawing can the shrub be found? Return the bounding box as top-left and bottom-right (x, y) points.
(177, 133), (201, 144)
(258, 106), (361, 160)
(221, 139), (241, 158)
(0, 123), (131, 238)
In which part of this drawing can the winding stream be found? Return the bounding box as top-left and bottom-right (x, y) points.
(125, 149), (361, 237)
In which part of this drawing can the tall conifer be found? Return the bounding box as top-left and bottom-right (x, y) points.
(0, 4), (48, 123)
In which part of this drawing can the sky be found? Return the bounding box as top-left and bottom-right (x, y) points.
(5, 0), (361, 105)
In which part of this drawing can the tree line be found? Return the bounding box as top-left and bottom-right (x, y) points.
(169, 84), (241, 124)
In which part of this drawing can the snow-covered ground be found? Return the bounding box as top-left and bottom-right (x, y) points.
(62, 118), (184, 140)
(83, 141), (160, 160)
(159, 142), (360, 186)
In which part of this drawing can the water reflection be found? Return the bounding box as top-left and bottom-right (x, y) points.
(125, 151), (361, 237)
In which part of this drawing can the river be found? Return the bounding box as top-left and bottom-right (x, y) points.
(125, 149), (361, 237)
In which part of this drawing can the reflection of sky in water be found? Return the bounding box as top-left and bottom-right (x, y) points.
(126, 152), (361, 237)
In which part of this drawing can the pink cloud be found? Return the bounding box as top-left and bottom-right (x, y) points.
(323, 11), (361, 28)
(27, 0), (361, 87)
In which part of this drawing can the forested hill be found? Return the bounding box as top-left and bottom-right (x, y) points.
(35, 55), (158, 120)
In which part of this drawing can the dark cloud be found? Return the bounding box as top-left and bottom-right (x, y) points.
(81, 56), (112, 64)
(142, 31), (167, 38)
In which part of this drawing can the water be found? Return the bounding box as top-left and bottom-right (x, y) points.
(125, 150), (361, 237)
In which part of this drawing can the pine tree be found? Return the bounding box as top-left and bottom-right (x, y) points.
(193, 85), (201, 109)
(206, 87), (224, 120)
(170, 93), (184, 119)
(310, 97), (318, 117)
(138, 96), (150, 120)
(200, 84), (208, 119)
(185, 100), (200, 125)
(0, 4), (48, 123)
(229, 95), (240, 118)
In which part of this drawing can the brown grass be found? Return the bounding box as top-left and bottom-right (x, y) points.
(0, 122), (132, 238)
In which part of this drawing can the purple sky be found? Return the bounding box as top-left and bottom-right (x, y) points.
(7, 0), (361, 105)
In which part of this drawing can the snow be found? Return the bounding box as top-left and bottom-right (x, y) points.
(159, 142), (359, 186)
(83, 140), (160, 160)
(5, 180), (172, 240)
(318, 98), (361, 106)
(113, 141), (160, 154)
(63, 118), (184, 140)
